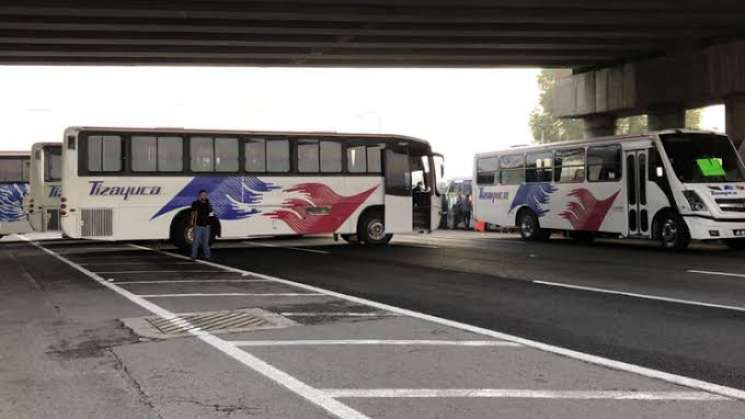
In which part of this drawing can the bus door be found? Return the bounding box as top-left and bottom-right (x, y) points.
(431, 154), (445, 230)
(625, 149), (651, 237)
(383, 148), (413, 233)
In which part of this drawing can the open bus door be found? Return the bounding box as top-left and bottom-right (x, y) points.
(383, 148), (413, 233)
(431, 153), (445, 231)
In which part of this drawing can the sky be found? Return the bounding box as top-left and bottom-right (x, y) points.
(0, 66), (725, 178)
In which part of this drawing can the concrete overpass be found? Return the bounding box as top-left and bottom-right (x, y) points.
(4, 1), (745, 139)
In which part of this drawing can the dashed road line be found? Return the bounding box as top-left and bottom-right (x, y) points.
(280, 312), (398, 317)
(114, 279), (273, 285)
(245, 241), (331, 254)
(231, 340), (521, 347)
(688, 269), (745, 279)
(534, 280), (745, 313)
(139, 292), (326, 298)
(321, 389), (728, 400)
(132, 244), (745, 401)
(22, 237), (372, 419)
(97, 270), (228, 274)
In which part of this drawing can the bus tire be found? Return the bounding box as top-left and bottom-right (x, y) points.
(517, 209), (549, 241)
(358, 212), (392, 246)
(171, 213), (193, 251)
(724, 239), (745, 250)
(659, 214), (690, 251)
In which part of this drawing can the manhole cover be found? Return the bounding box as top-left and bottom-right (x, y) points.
(122, 308), (297, 339)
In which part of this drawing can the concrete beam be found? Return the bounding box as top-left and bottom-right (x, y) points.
(647, 106), (686, 131)
(550, 40), (745, 120)
(583, 114), (616, 138)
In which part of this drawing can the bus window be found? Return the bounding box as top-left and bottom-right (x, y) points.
(132, 136), (183, 172)
(385, 149), (411, 195)
(320, 141), (342, 173)
(500, 154), (525, 185)
(267, 139), (290, 173)
(215, 138), (238, 172)
(190, 137), (214, 172)
(554, 148), (585, 183)
(587, 144), (621, 182)
(44, 146), (62, 181)
(0, 158), (25, 182)
(476, 157), (498, 185)
(298, 139), (320, 173)
(347, 146), (366, 173)
(87, 135), (122, 172)
(245, 138), (266, 172)
(159, 137), (184, 172)
(367, 145), (383, 173)
(526, 152), (552, 182)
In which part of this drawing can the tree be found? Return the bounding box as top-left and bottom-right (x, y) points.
(529, 70), (583, 144)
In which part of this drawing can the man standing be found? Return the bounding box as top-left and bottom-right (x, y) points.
(191, 190), (213, 261)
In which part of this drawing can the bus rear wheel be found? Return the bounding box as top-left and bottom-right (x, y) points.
(517, 210), (550, 241)
(659, 214), (690, 251)
(358, 213), (392, 246)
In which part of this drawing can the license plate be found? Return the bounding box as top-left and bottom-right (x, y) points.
(734, 229), (745, 237)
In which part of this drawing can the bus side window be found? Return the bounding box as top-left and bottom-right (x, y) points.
(87, 135), (122, 173)
(526, 152), (552, 183)
(500, 154), (525, 185)
(267, 139), (290, 173)
(476, 157), (499, 185)
(554, 148), (585, 183)
(587, 144), (621, 182)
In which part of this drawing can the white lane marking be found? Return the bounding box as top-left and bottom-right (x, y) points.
(688, 270), (745, 279)
(22, 238), (370, 419)
(280, 312), (398, 317)
(114, 279), (273, 285)
(534, 280), (745, 313)
(232, 340), (521, 347)
(97, 270), (228, 274)
(393, 243), (440, 249)
(139, 293), (326, 298)
(321, 389), (727, 400)
(133, 244), (745, 401)
(245, 241), (331, 254)
(81, 261), (195, 266)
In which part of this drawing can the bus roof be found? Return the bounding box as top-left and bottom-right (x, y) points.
(0, 151), (30, 157)
(31, 142), (61, 150)
(65, 126), (431, 147)
(475, 129), (724, 158)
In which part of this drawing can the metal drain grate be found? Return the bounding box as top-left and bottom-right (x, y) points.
(123, 308), (298, 339)
(146, 311), (272, 334)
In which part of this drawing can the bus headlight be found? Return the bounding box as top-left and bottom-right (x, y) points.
(682, 190), (707, 212)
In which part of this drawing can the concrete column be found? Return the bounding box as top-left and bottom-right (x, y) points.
(647, 106), (686, 131)
(725, 94), (745, 150)
(583, 114), (616, 138)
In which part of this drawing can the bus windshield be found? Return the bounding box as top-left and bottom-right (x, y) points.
(660, 133), (745, 183)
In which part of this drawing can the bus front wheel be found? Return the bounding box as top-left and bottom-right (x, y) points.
(517, 210), (550, 241)
(659, 214), (690, 251)
(358, 213), (393, 246)
(171, 213), (216, 251)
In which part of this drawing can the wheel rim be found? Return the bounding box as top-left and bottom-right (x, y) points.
(368, 219), (386, 241)
(661, 219), (678, 247)
(520, 215), (535, 237)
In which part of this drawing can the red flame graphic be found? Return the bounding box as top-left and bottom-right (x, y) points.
(266, 183), (378, 234)
(559, 188), (620, 231)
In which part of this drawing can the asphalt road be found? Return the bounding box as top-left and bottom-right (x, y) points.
(210, 232), (745, 390)
(4, 231), (745, 418)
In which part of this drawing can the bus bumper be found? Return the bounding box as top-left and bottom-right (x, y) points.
(683, 215), (745, 240)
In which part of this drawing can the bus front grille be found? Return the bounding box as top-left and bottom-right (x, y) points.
(715, 198), (745, 213)
(81, 208), (113, 237)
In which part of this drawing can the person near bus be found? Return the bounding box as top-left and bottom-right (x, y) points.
(190, 190), (214, 261)
(463, 194), (473, 229)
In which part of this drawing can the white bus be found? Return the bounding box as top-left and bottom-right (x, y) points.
(60, 127), (444, 248)
(0, 151), (31, 239)
(27, 142), (62, 232)
(474, 130), (745, 250)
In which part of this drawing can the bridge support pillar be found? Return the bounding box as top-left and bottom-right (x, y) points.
(647, 106), (686, 131)
(583, 114), (616, 138)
